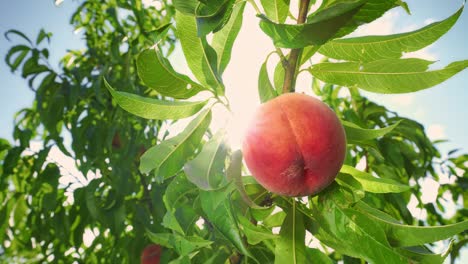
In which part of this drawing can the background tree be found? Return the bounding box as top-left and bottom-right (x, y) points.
(1, 0), (467, 263)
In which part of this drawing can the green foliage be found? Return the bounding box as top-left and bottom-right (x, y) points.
(310, 59), (468, 94)
(319, 7), (463, 62)
(1, 0), (467, 263)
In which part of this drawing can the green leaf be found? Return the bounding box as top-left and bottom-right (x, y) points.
(163, 174), (199, 235)
(226, 150), (263, 209)
(310, 59), (468, 94)
(162, 210), (185, 234)
(196, 0), (235, 37)
(164, 174), (198, 212)
(184, 130), (229, 190)
(355, 202), (468, 247)
(136, 48), (204, 99)
(306, 248), (334, 264)
(275, 201), (306, 264)
(273, 60), (285, 94)
(5, 45), (30, 72)
(260, 0), (290, 23)
(4, 29), (33, 45)
(319, 7), (463, 62)
(259, 1), (365, 48)
(237, 214), (278, 245)
(36, 29), (52, 45)
(212, 2), (246, 75)
(147, 22), (172, 44)
(172, 0), (198, 14)
(264, 211), (287, 228)
(312, 184), (409, 263)
(105, 79), (206, 120)
(140, 109), (212, 177)
(343, 120), (401, 142)
(146, 231), (213, 256)
(175, 11), (224, 95)
(258, 57), (278, 103)
(199, 187), (251, 257)
(340, 165), (410, 193)
(319, 0), (400, 38)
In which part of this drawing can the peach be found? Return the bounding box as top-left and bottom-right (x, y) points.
(242, 93), (346, 197)
(141, 244), (162, 264)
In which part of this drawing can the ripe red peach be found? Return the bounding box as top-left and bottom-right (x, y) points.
(242, 93), (346, 197)
(141, 244), (162, 264)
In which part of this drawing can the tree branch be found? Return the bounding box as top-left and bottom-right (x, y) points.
(282, 0), (311, 93)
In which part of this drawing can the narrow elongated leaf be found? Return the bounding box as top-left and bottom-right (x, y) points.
(196, 0), (235, 37)
(140, 109), (212, 177)
(396, 247), (446, 264)
(306, 248), (334, 264)
(310, 59), (468, 94)
(340, 165), (410, 193)
(237, 214), (278, 245)
(226, 150), (263, 209)
(184, 130), (229, 190)
(212, 2), (246, 75)
(105, 79), (207, 120)
(343, 120), (401, 142)
(319, 0), (400, 38)
(5, 45), (30, 72)
(260, 0), (290, 23)
(200, 187), (251, 257)
(175, 11), (224, 94)
(356, 202), (468, 247)
(258, 58), (278, 103)
(273, 60), (285, 94)
(275, 202), (306, 264)
(313, 185), (409, 263)
(163, 174), (199, 235)
(147, 22), (172, 44)
(146, 231), (213, 256)
(319, 7), (463, 62)
(172, 0), (198, 14)
(259, 1), (365, 48)
(137, 48), (204, 99)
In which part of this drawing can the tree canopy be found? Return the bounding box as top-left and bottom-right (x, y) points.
(1, 0), (467, 263)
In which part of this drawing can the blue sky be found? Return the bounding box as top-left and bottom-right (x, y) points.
(0, 0), (467, 262)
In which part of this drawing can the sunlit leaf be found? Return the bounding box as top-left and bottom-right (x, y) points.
(340, 165), (410, 193)
(319, 7), (463, 62)
(175, 11), (224, 95)
(319, 0), (400, 38)
(196, 0), (235, 37)
(137, 48), (204, 99)
(356, 202), (468, 247)
(212, 2), (246, 75)
(105, 79), (207, 120)
(310, 59), (468, 94)
(184, 130), (229, 190)
(259, 1), (365, 48)
(343, 120), (401, 142)
(172, 0), (198, 14)
(258, 57), (278, 103)
(140, 109), (212, 177)
(260, 0), (290, 23)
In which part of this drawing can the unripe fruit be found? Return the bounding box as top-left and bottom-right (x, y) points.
(141, 244), (162, 264)
(242, 93), (346, 197)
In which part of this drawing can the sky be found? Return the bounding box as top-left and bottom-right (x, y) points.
(0, 0), (467, 262)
